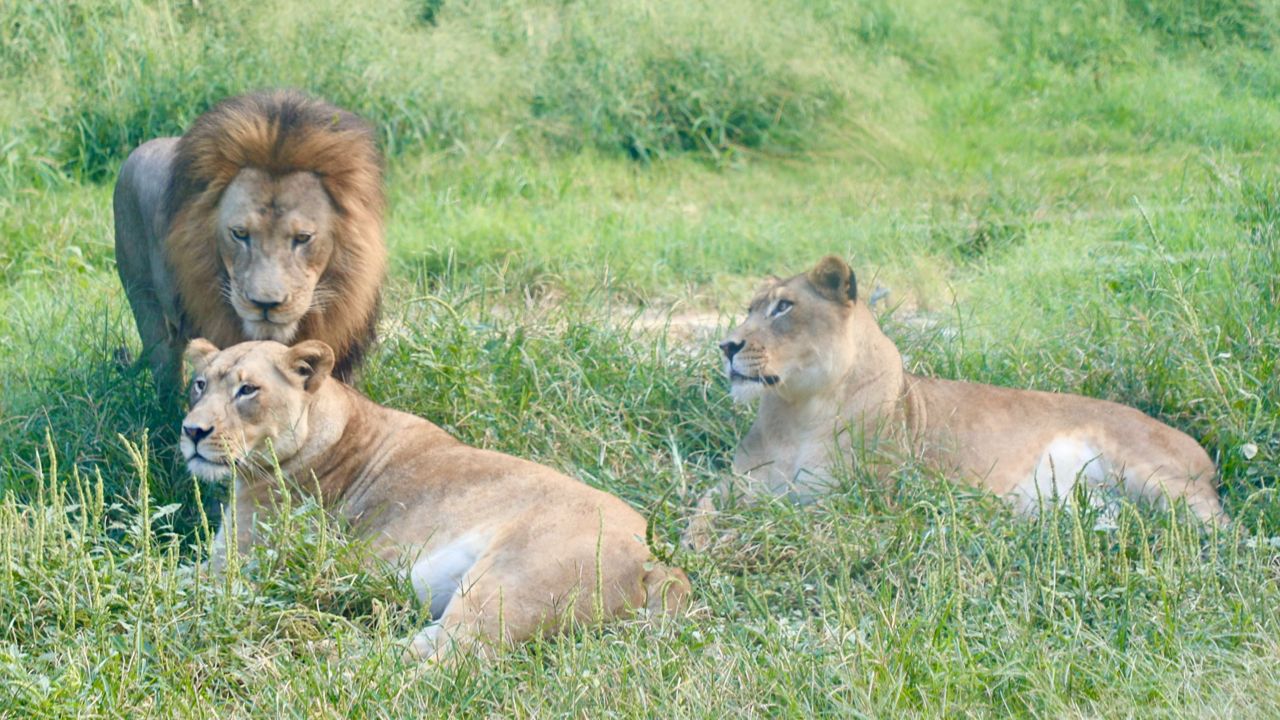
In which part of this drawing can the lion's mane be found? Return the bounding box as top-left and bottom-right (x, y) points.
(163, 90), (386, 380)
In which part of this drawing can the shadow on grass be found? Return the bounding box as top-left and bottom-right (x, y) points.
(0, 299), (217, 542)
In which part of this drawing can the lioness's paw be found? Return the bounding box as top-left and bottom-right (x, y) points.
(400, 625), (442, 664)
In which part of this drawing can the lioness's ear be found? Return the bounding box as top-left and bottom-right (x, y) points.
(807, 255), (858, 304)
(184, 338), (220, 373)
(286, 340), (335, 392)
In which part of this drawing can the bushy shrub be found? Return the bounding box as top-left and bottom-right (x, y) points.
(1126, 0), (1279, 48)
(992, 0), (1143, 75)
(801, 0), (985, 76)
(532, 1), (846, 162)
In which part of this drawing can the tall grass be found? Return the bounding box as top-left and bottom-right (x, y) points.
(3, 425), (1279, 715)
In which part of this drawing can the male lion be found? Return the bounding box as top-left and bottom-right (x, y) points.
(181, 339), (690, 661)
(114, 90), (385, 405)
(695, 256), (1225, 534)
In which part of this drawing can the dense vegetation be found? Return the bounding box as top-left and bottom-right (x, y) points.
(1, 0), (1278, 715)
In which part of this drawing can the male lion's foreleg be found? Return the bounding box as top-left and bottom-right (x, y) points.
(153, 335), (188, 407)
(115, 272), (186, 407)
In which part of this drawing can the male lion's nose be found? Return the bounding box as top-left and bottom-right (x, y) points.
(183, 424), (213, 444)
(719, 339), (745, 361)
(249, 297), (285, 312)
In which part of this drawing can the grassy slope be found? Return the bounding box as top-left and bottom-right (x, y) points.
(2, 0), (1279, 716)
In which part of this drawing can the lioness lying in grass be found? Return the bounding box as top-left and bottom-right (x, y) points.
(693, 256), (1225, 536)
(181, 339), (689, 661)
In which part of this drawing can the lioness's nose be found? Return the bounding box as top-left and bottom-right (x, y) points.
(183, 424), (213, 444)
(719, 339), (744, 361)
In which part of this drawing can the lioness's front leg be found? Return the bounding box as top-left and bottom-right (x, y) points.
(682, 490), (722, 553)
(681, 471), (788, 552)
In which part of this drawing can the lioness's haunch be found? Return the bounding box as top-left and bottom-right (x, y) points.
(699, 256), (1225, 529)
(114, 90), (386, 408)
(181, 339), (690, 660)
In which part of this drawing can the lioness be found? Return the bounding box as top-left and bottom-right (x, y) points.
(181, 339), (689, 660)
(114, 90), (386, 406)
(701, 255), (1225, 527)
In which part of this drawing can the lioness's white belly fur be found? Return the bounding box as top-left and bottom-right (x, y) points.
(409, 534), (488, 620)
(1008, 436), (1107, 514)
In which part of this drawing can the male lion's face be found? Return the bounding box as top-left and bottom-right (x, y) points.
(180, 339), (335, 481)
(217, 169), (337, 343)
(720, 256), (859, 403)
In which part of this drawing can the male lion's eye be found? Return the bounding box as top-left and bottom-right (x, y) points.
(770, 299), (794, 317)
(293, 232), (313, 247)
(230, 227), (250, 243)
(236, 384), (259, 399)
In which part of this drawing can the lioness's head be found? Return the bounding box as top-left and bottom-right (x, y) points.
(218, 169), (336, 342)
(180, 338), (335, 481)
(720, 256), (860, 402)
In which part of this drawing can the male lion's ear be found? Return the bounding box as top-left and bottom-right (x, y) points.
(286, 340), (335, 392)
(807, 255), (858, 304)
(184, 338), (220, 372)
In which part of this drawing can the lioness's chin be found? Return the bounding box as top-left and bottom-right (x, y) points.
(242, 318), (301, 343)
(186, 456), (233, 481)
(729, 378), (766, 404)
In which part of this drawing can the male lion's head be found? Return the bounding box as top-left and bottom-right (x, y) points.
(214, 168), (336, 341)
(165, 90), (385, 373)
(720, 256), (860, 403)
(180, 338), (334, 481)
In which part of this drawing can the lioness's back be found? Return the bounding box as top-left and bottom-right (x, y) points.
(913, 374), (1213, 470)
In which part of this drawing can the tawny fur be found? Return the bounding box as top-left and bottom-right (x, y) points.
(114, 90), (386, 404)
(181, 339), (689, 661)
(689, 256), (1225, 544)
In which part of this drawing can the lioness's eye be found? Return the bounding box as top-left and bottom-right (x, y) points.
(193, 378), (206, 394)
(770, 299), (794, 317)
(236, 384), (259, 399)
(230, 227), (250, 243)
(293, 232), (313, 247)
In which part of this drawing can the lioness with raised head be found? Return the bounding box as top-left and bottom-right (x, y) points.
(699, 256), (1225, 529)
(114, 90), (386, 406)
(181, 339), (689, 660)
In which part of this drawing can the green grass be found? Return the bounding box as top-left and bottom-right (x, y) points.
(2, 0), (1279, 715)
